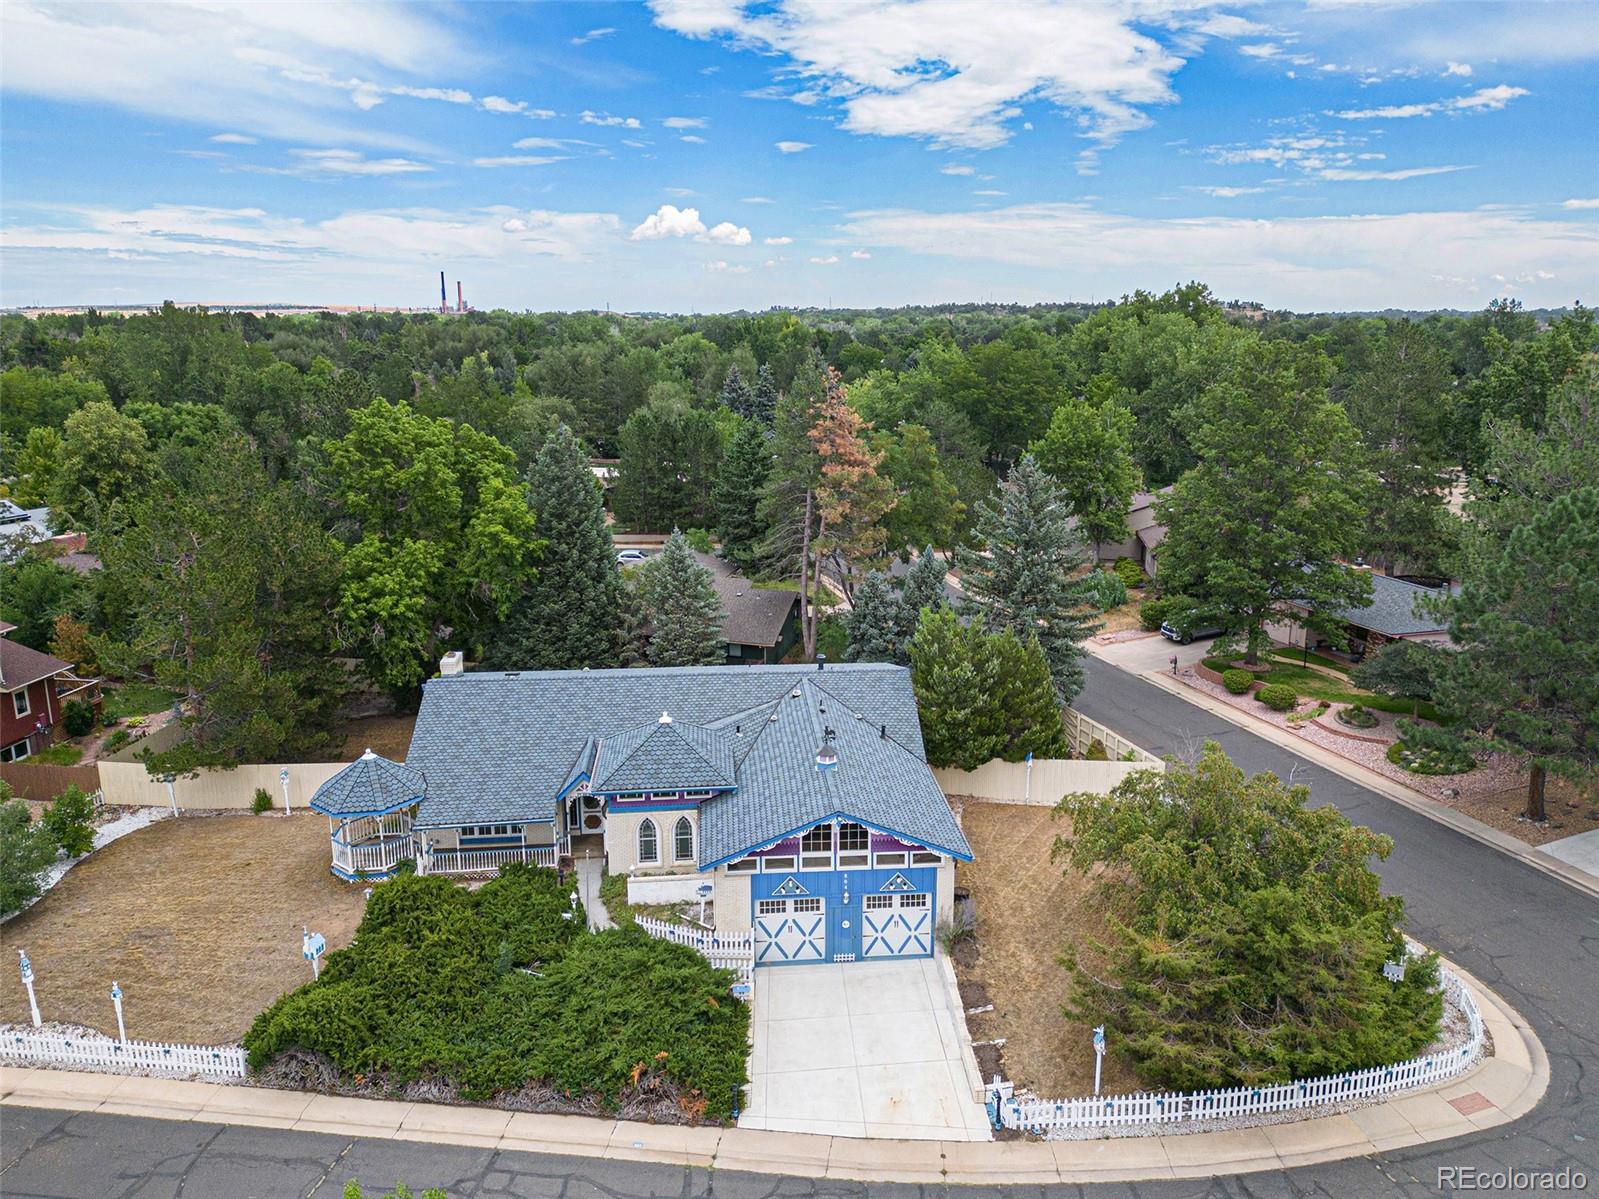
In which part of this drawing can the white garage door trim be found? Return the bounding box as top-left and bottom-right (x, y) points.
(755, 896), (827, 963)
(861, 892), (932, 958)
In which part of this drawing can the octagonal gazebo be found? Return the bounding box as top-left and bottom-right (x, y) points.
(308, 748), (425, 880)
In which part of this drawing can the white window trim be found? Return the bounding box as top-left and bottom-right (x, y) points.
(11, 689), (30, 719)
(637, 817), (660, 865)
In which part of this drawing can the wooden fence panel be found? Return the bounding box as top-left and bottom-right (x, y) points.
(0, 761), (102, 801)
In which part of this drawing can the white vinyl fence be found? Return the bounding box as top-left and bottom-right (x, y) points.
(991, 967), (1483, 1135)
(0, 1030), (246, 1080)
(633, 915), (755, 992)
(1061, 708), (1163, 765)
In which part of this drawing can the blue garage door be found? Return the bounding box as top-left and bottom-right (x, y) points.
(751, 867), (936, 965)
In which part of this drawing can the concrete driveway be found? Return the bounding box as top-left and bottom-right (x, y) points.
(739, 958), (991, 1141)
(1087, 630), (1213, 675)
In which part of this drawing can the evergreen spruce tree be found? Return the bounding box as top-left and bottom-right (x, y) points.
(613, 577), (652, 667)
(897, 545), (948, 653)
(639, 530), (726, 666)
(908, 608), (996, 770)
(990, 632), (1070, 760)
(843, 571), (901, 662)
(752, 363), (779, 427)
(720, 364), (754, 420)
(713, 419), (770, 571)
(484, 424), (619, 670)
(955, 454), (1099, 702)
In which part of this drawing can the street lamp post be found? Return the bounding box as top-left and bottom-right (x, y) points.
(111, 981), (127, 1044)
(279, 767), (291, 816)
(17, 950), (41, 1028)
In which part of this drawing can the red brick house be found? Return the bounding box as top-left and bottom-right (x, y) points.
(0, 621), (101, 762)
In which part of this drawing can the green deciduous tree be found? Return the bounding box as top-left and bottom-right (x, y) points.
(484, 425), (618, 671)
(1343, 321), (1458, 575)
(1155, 340), (1375, 663)
(42, 785), (96, 857)
(324, 400), (542, 691)
(1405, 487), (1599, 821)
(908, 607), (1067, 769)
(955, 454), (1099, 701)
(1349, 641), (1441, 717)
(637, 530), (725, 666)
(7, 426), (64, 507)
(48, 400), (153, 529)
(1054, 743), (1440, 1089)
(877, 423), (964, 557)
(0, 793), (59, 917)
(712, 418), (770, 571)
(0, 551), (92, 651)
(1029, 387), (1141, 547)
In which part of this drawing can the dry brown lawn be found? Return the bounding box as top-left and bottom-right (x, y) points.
(952, 801), (1139, 1098)
(325, 713), (417, 762)
(1095, 592), (1148, 636)
(0, 812), (367, 1044)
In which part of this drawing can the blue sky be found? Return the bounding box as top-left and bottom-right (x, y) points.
(2, 0), (1596, 312)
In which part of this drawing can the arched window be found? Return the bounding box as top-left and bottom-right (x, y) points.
(638, 818), (658, 865)
(674, 816), (695, 862)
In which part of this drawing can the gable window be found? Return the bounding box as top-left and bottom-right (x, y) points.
(11, 689), (30, 719)
(800, 824), (832, 869)
(637, 818), (659, 865)
(726, 857), (757, 873)
(837, 822), (870, 868)
(673, 816), (694, 862)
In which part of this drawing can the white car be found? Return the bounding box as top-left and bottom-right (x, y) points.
(615, 549), (648, 566)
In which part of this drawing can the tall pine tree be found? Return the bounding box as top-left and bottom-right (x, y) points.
(483, 424), (619, 670)
(844, 571), (901, 662)
(956, 454), (1099, 702)
(898, 545), (948, 639)
(639, 530), (726, 666)
(720, 364), (754, 420)
(713, 418), (770, 571)
(752, 363), (779, 427)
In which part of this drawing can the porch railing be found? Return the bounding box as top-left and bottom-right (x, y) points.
(417, 845), (556, 875)
(332, 837), (410, 876)
(337, 811), (412, 843)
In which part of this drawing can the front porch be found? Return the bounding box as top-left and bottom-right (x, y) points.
(417, 843), (561, 875)
(329, 811), (415, 880)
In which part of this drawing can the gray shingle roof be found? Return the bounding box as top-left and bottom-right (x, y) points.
(1319, 573), (1451, 637)
(309, 750), (427, 817)
(691, 551), (799, 648)
(406, 664), (957, 859)
(591, 715), (738, 792)
(0, 636), (72, 692)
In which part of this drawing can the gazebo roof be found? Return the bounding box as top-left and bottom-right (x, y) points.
(309, 749), (426, 818)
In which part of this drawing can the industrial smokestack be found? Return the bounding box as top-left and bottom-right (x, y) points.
(439, 270), (447, 313)
(456, 281), (464, 313)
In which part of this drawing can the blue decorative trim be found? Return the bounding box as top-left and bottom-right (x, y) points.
(604, 799), (700, 812)
(879, 872), (916, 892)
(309, 798), (419, 820)
(701, 811), (973, 870)
(771, 875), (809, 896)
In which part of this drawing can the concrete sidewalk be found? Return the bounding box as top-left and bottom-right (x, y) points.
(1129, 665), (1599, 901)
(0, 962), (1547, 1185)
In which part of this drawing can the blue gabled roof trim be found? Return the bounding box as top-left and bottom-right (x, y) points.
(698, 808), (974, 872)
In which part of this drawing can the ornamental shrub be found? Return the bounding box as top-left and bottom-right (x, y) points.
(43, 785), (96, 857)
(1084, 738), (1109, 761)
(1054, 743), (1441, 1089)
(1082, 569), (1130, 613)
(1257, 684), (1298, 712)
(251, 788), (274, 814)
(63, 700), (96, 738)
(1221, 669), (1254, 695)
(1139, 593), (1197, 632)
(1113, 557), (1145, 590)
(104, 729), (132, 754)
(0, 794), (59, 917)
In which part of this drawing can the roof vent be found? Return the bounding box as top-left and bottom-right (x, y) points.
(659, 710), (673, 725)
(791, 688), (802, 699)
(816, 653), (826, 671)
(768, 712), (779, 723)
(361, 747), (377, 760)
(815, 726), (839, 772)
(735, 724), (742, 735)
(880, 724), (887, 740)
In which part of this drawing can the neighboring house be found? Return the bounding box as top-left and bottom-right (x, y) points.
(692, 551), (801, 665)
(1265, 571), (1454, 660)
(0, 502), (100, 572)
(309, 659), (972, 967)
(0, 622), (102, 762)
(1090, 488), (1171, 577)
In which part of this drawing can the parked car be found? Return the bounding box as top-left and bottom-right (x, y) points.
(1160, 616), (1225, 645)
(615, 549), (648, 566)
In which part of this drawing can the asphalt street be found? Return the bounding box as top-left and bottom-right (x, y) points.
(3, 656), (1594, 1198)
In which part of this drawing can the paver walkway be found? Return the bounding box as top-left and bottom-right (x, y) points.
(572, 857), (614, 932)
(739, 957), (991, 1141)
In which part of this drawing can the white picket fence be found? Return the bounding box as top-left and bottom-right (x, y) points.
(0, 1030), (247, 1079)
(633, 915), (755, 992)
(994, 967), (1483, 1134)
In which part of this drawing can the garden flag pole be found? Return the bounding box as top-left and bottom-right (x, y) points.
(111, 981), (127, 1044)
(1093, 1025), (1106, 1095)
(17, 950), (41, 1028)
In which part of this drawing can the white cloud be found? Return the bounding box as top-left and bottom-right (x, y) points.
(581, 110), (643, 128)
(481, 96), (554, 117)
(775, 140), (813, 154)
(1443, 61), (1472, 77)
(1191, 14), (1267, 38)
(940, 164), (976, 176)
(629, 205), (751, 245)
(270, 148), (432, 176)
(973, 188), (1007, 196)
(705, 259), (750, 273)
(650, 0), (1187, 155)
(210, 133), (258, 145)
(1318, 165), (1468, 181)
(742, 196), (776, 204)
(704, 221), (753, 245)
(663, 116), (708, 129)
(1207, 130), (1467, 184)
(1188, 185), (1267, 196)
(664, 187), (699, 197)
(836, 201), (1599, 310)
(680, 134), (708, 144)
(1333, 84), (1529, 120)
(473, 155), (569, 168)
(850, 249), (872, 258)
(1239, 42), (1282, 59)
(809, 255), (840, 264)
(513, 137), (592, 150)
(1561, 198), (1599, 209)
(764, 236), (794, 245)
(570, 27), (617, 46)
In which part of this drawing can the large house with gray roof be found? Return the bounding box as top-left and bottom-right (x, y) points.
(1266, 571), (1454, 660)
(309, 658), (971, 967)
